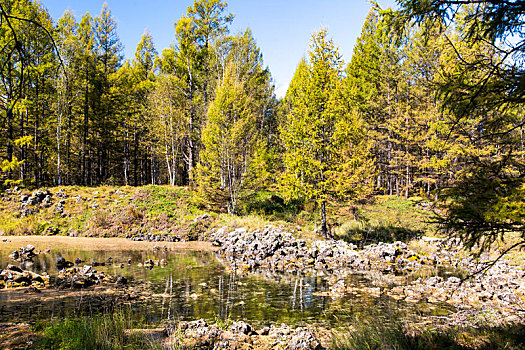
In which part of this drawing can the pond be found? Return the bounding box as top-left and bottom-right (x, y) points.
(0, 246), (455, 329)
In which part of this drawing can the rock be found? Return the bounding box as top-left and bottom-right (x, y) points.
(55, 201), (65, 214)
(55, 189), (68, 198)
(258, 327), (270, 335)
(1, 264), (49, 289)
(46, 226), (59, 235)
(43, 195), (53, 204)
(447, 277), (461, 284)
(426, 276), (443, 287)
(56, 257), (73, 270)
(24, 286), (41, 293)
(6, 264), (23, 273)
(230, 321), (252, 335)
(20, 207), (37, 217)
(13, 275), (31, 286)
(116, 276), (128, 285)
(75, 258), (82, 265)
(32, 189), (49, 202)
(288, 328), (321, 350)
(56, 256), (66, 267)
(8, 250), (19, 260)
(214, 226), (361, 273)
(55, 265), (109, 289)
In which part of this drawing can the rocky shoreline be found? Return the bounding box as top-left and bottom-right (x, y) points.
(165, 319), (327, 350)
(208, 226), (525, 328)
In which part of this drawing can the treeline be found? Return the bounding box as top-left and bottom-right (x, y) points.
(0, 0), (275, 188)
(1, 1), (523, 225)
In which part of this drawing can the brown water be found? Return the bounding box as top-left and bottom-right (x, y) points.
(0, 247), (455, 328)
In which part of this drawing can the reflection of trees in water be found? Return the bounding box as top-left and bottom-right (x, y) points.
(291, 275), (321, 312)
(0, 248), (453, 327)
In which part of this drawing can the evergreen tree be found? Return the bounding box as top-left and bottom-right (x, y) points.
(399, 1), (525, 253)
(281, 29), (369, 237)
(170, 0), (233, 182)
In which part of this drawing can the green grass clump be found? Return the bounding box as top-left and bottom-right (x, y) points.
(33, 312), (165, 350)
(333, 318), (525, 350)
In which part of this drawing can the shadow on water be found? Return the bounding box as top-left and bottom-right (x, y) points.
(0, 248), (454, 329)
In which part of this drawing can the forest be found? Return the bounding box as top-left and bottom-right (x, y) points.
(1, 0), (524, 245)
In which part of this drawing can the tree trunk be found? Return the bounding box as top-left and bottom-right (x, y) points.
(320, 201), (328, 238)
(6, 107), (13, 163)
(133, 122), (138, 186)
(34, 79), (40, 187)
(82, 71), (89, 185)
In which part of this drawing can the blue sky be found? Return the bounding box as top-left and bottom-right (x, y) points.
(41, 0), (397, 98)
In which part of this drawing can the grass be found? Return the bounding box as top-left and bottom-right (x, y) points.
(0, 186), (441, 244)
(332, 318), (525, 350)
(334, 195), (436, 246)
(33, 310), (169, 350)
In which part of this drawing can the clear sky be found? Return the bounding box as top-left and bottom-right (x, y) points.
(40, 0), (398, 98)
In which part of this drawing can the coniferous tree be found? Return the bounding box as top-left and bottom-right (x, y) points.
(399, 1), (525, 253)
(281, 29), (370, 237)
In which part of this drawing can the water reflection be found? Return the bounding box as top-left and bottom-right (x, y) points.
(0, 247), (454, 328)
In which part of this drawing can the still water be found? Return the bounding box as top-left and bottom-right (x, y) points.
(0, 248), (454, 328)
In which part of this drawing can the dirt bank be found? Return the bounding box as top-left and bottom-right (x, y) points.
(0, 236), (218, 252)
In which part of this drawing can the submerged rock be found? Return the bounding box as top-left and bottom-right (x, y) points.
(56, 257), (73, 270)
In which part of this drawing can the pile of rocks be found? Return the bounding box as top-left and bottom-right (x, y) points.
(126, 233), (180, 242)
(9, 244), (37, 261)
(17, 190), (53, 216)
(0, 264), (48, 289)
(19, 190), (52, 206)
(211, 226), (354, 273)
(211, 226), (437, 274)
(14, 189), (71, 217)
(386, 259), (525, 315)
(165, 319), (323, 350)
(55, 265), (112, 289)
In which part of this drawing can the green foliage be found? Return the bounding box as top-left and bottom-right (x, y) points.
(195, 29), (275, 214)
(280, 29), (373, 235)
(398, 1), (525, 254)
(196, 66), (257, 213)
(214, 314), (233, 330)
